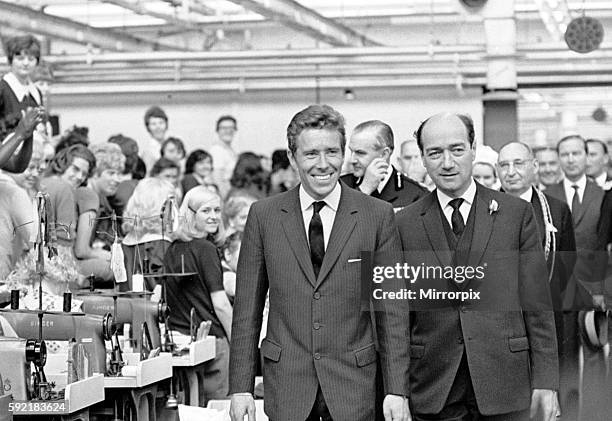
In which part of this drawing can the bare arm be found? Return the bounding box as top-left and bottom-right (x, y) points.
(211, 290), (233, 341)
(0, 108), (43, 173)
(75, 210), (109, 260)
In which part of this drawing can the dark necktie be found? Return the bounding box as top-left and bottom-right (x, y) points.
(449, 198), (465, 237)
(309, 201), (326, 278)
(571, 184), (581, 221)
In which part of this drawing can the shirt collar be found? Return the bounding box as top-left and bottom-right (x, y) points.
(3, 73), (41, 104)
(436, 178), (477, 210)
(299, 181), (341, 212)
(563, 174), (587, 191)
(595, 172), (607, 187)
(519, 187), (534, 203)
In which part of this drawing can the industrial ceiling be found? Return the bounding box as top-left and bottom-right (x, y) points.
(0, 0), (610, 139)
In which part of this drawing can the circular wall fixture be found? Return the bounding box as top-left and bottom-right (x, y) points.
(592, 107), (608, 122)
(565, 16), (604, 54)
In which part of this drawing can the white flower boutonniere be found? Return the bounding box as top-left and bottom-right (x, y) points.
(489, 199), (499, 215)
(545, 222), (558, 233)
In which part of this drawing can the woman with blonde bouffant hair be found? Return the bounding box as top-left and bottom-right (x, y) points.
(163, 186), (232, 402)
(121, 177), (175, 292)
(174, 186), (225, 246)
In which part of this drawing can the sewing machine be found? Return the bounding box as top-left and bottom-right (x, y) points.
(0, 311), (110, 375)
(78, 292), (164, 353)
(0, 372), (11, 421)
(0, 336), (104, 420)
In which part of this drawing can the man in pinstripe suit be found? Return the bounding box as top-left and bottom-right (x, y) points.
(229, 104), (410, 421)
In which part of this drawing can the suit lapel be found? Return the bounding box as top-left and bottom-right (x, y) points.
(316, 185), (357, 287)
(466, 185), (495, 270)
(280, 188), (317, 287)
(421, 193), (452, 268)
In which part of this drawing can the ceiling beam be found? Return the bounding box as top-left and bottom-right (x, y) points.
(219, 0), (382, 47)
(161, 0), (215, 16)
(0, 0), (189, 52)
(100, 0), (210, 34)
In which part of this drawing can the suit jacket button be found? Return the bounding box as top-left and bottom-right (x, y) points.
(313, 322), (320, 330)
(458, 338), (464, 344)
(314, 292), (321, 300)
(314, 353), (321, 360)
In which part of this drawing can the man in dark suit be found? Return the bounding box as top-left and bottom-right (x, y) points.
(396, 113), (559, 420)
(545, 135), (609, 421)
(340, 120), (427, 213)
(544, 135), (606, 310)
(586, 138), (612, 190)
(229, 105), (410, 421)
(496, 142), (577, 419)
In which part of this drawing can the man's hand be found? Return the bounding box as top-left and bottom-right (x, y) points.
(230, 393), (256, 421)
(530, 389), (559, 421)
(383, 394), (411, 421)
(359, 158), (389, 195)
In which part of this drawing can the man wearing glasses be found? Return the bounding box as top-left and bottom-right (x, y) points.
(497, 142), (577, 419)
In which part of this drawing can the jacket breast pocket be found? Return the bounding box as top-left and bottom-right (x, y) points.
(508, 336), (530, 352)
(354, 343), (377, 367)
(261, 338), (282, 362)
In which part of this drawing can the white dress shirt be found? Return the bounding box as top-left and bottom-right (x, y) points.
(299, 182), (341, 250)
(593, 172), (607, 189)
(436, 179), (477, 228)
(562, 175), (587, 211)
(519, 187), (534, 203)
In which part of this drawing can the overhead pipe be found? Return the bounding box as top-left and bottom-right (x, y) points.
(0, 0), (188, 52)
(49, 76), (487, 95)
(222, 0), (382, 47)
(44, 45), (486, 65)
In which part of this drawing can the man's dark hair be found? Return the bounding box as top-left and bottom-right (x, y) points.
(150, 157), (179, 177)
(185, 149), (213, 174)
(216, 115), (237, 131)
(586, 138), (608, 155)
(144, 106), (168, 128)
(352, 120), (395, 151)
(556, 135), (586, 154)
(414, 113), (475, 152)
(4, 35), (41, 64)
(286, 104), (346, 155)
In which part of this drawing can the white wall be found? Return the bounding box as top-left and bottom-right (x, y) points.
(50, 85), (483, 159)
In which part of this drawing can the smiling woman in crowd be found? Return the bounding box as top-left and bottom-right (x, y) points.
(88, 143), (125, 252)
(163, 185), (232, 403)
(44, 144), (114, 282)
(182, 149), (217, 194)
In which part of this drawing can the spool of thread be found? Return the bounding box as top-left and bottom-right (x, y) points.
(63, 292), (72, 312)
(10, 290), (19, 310)
(88, 274), (96, 291)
